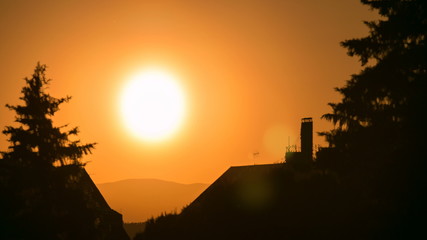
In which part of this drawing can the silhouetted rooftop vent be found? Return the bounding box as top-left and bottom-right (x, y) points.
(285, 117), (313, 168)
(301, 117), (313, 161)
(301, 117), (312, 123)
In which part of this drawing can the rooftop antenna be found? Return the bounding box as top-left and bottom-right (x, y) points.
(253, 151), (260, 165)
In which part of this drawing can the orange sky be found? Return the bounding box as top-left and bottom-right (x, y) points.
(0, 0), (378, 184)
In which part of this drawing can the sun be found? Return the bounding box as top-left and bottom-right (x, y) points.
(120, 69), (186, 142)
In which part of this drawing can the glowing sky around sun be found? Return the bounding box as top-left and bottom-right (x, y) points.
(0, 0), (378, 184)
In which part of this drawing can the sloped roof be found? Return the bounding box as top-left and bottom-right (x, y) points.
(184, 163), (285, 214)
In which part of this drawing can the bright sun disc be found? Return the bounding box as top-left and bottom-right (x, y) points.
(120, 70), (186, 142)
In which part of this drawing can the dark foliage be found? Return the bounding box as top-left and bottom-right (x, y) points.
(0, 63), (129, 239)
(319, 0), (427, 237)
(1, 63), (95, 167)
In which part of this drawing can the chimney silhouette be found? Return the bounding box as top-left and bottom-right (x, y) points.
(300, 117), (313, 161)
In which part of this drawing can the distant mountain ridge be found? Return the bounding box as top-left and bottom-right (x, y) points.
(96, 178), (208, 222)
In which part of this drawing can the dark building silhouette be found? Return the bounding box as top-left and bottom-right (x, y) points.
(0, 165), (130, 239)
(188, 164), (283, 211)
(285, 117), (313, 169)
(137, 163), (352, 239)
(76, 167), (130, 240)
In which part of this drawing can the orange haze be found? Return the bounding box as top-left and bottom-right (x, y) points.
(0, 0), (378, 184)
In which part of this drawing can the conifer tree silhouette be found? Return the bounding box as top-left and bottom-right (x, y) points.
(322, 0), (426, 172)
(321, 1), (427, 237)
(0, 63), (118, 239)
(1, 62), (95, 167)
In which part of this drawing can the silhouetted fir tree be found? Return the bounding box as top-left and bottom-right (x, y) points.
(1, 63), (95, 167)
(321, 0), (426, 237)
(0, 63), (125, 239)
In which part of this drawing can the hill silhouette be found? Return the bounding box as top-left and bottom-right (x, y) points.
(123, 222), (146, 240)
(97, 179), (208, 222)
